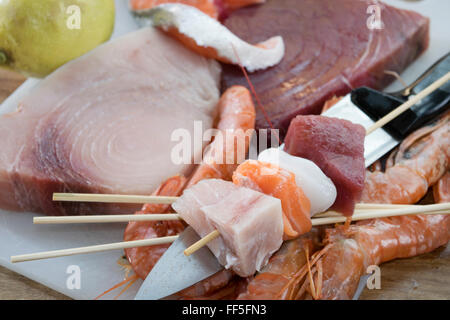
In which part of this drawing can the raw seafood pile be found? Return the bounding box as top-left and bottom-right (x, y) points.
(0, 28), (221, 215)
(2, 0), (446, 302)
(172, 179), (284, 277)
(221, 0), (430, 134)
(121, 114), (362, 284)
(170, 114), (449, 300)
(285, 115), (366, 216)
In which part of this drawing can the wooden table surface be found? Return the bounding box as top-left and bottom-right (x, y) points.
(0, 69), (449, 300)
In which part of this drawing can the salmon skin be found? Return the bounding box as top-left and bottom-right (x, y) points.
(221, 0), (430, 136)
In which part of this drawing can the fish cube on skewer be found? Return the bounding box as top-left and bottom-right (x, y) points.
(172, 179), (284, 277)
(285, 115), (366, 216)
(233, 160), (312, 239)
(258, 148), (337, 215)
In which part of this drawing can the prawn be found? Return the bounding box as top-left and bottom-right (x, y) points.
(187, 85), (256, 186)
(236, 230), (322, 300)
(161, 87), (256, 300)
(362, 113), (449, 204)
(253, 196), (449, 300)
(311, 211), (449, 300)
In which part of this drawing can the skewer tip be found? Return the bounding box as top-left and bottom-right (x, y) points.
(184, 230), (220, 256)
(10, 256), (20, 263)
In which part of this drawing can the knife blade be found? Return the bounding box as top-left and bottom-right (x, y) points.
(323, 51), (450, 167)
(134, 226), (222, 300)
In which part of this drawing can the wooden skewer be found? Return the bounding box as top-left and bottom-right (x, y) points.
(183, 203), (450, 256)
(33, 214), (182, 224)
(33, 204), (421, 224)
(10, 235), (179, 263)
(317, 204), (418, 217)
(311, 207), (450, 226)
(183, 230), (220, 256)
(53, 191), (425, 209)
(355, 203), (414, 210)
(366, 71), (450, 135)
(52, 193), (177, 204)
(14, 204), (449, 262)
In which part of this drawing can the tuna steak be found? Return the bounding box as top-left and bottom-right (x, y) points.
(172, 179), (284, 277)
(221, 0), (430, 135)
(284, 116), (366, 216)
(0, 28), (221, 215)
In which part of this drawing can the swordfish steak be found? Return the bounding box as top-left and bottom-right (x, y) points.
(221, 0), (430, 135)
(0, 28), (221, 215)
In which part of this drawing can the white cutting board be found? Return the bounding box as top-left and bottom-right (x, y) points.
(0, 0), (449, 300)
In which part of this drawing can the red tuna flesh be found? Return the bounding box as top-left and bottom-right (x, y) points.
(284, 116), (366, 216)
(221, 0), (430, 135)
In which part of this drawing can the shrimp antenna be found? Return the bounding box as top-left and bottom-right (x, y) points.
(230, 43), (281, 146)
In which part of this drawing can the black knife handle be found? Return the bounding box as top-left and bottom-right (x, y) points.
(351, 51), (450, 140)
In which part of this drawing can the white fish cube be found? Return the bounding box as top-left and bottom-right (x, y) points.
(173, 179), (283, 277)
